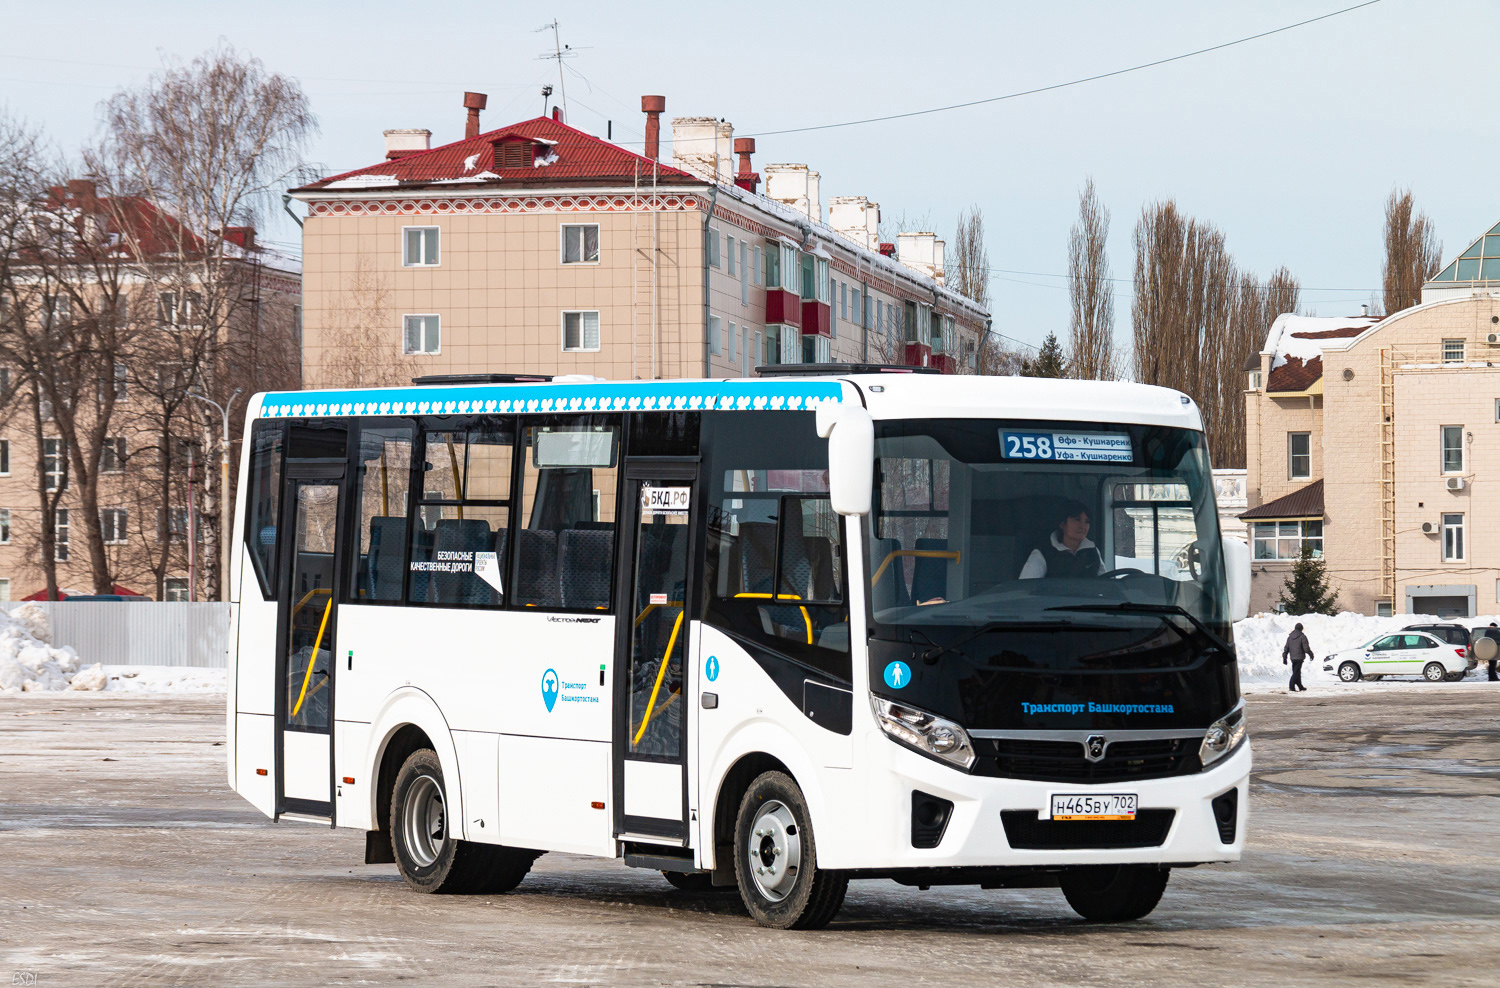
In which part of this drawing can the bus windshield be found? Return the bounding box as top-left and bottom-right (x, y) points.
(866, 418), (1236, 730)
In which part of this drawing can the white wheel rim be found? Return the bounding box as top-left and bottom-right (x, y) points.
(402, 773), (445, 867)
(1341, 664), (1358, 681)
(746, 800), (802, 902)
(1425, 664), (1444, 682)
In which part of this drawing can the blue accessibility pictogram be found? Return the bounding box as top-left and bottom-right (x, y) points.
(705, 654), (720, 682)
(883, 661), (911, 689)
(541, 668), (560, 712)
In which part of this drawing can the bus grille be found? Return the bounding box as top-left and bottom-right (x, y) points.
(971, 736), (1201, 783)
(1001, 809), (1176, 850)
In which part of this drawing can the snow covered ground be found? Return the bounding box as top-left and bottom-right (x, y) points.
(99, 665), (227, 693)
(0, 603), (105, 693)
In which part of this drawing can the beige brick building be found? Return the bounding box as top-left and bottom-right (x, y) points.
(1244, 223), (1500, 615)
(289, 96), (988, 391)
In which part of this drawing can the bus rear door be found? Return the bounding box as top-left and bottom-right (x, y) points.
(276, 424), (350, 820)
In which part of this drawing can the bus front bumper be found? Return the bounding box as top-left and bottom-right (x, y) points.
(831, 733), (1249, 871)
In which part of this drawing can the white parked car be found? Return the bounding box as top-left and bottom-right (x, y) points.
(1323, 631), (1476, 683)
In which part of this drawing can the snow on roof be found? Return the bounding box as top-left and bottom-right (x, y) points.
(322, 175), (400, 189)
(1263, 313), (1381, 371)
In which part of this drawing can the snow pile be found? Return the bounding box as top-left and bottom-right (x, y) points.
(101, 665), (225, 693)
(0, 603), (106, 693)
(1233, 611), (1498, 686)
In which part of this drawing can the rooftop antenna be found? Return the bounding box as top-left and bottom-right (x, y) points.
(534, 19), (588, 120)
(541, 84), (553, 116)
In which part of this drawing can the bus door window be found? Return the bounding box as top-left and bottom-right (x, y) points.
(515, 417), (620, 611)
(287, 483), (339, 730)
(407, 421), (514, 607)
(349, 424), (415, 602)
(628, 480), (690, 757)
(245, 422), (285, 600)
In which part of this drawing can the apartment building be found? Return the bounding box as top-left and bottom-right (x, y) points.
(289, 94), (989, 390)
(1243, 220), (1500, 616)
(0, 182), (300, 601)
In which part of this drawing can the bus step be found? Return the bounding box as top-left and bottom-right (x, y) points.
(623, 843), (700, 874)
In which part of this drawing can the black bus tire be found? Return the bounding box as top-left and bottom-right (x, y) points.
(1060, 865), (1170, 922)
(389, 748), (494, 894)
(733, 771), (847, 929)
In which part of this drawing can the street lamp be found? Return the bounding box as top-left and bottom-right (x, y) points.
(187, 388), (243, 602)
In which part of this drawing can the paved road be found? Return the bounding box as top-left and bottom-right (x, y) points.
(3, 686), (1500, 987)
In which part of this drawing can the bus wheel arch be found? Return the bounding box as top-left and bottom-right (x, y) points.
(371, 723), (434, 861)
(711, 752), (794, 875)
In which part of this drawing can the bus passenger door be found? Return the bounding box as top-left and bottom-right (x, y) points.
(276, 454), (348, 820)
(614, 464), (697, 843)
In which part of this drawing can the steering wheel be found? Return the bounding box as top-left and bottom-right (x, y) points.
(1097, 568), (1153, 580)
(1182, 541), (1205, 582)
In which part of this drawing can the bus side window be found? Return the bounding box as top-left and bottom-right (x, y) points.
(406, 419), (514, 608)
(703, 411), (851, 680)
(244, 421), (285, 600)
(514, 416), (620, 611)
(349, 423), (415, 602)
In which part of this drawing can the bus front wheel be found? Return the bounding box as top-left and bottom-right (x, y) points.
(390, 748), (537, 894)
(1060, 865), (1169, 922)
(732, 771), (847, 929)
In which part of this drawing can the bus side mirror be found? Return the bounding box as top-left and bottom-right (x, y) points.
(1221, 536), (1250, 623)
(817, 402), (873, 516)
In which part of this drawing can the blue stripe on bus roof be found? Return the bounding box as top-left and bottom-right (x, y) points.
(259, 379), (845, 419)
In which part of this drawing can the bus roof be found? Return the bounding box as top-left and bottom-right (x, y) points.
(252, 374), (1200, 431)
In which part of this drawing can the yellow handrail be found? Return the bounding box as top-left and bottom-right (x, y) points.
(291, 596), (334, 719)
(633, 600), (684, 629)
(734, 592), (813, 645)
(870, 549), (961, 588)
(632, 609), (685, 745)
(291, 586), (331, 619)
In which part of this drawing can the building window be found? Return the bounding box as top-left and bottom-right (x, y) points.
(158, 291), (201, 329)
(0, 438), (8, 475)
(1376, 600), (1393, 617)
(1441, 425), (1465, 474)
(1443, 339), (1465, 364)
(753, 245), (761, 285)
(100, 437), (127, 474)
(840, 281), (847, 319)
(403, 226), (440, 267)
(164, 577), (189, 602)
(562, 310), (600, 351)
(726, 321), (736, 361)
(402, 315), (440, 354)
(44, 438), (65, 492)
(561, 224), (600, 264)
(726, 235), (736, 275)
(54, 508), (69, 562)
(100, 508), (128, 545)
(740, 241), (749, 306)
(707, 228), (721, 268)
(99, 362), (128, 401)
(1442, 512), (1465, 561)
(1249, 370), (1262, 390)
(1252, 520), (1323, 560)
(709, 314), (722, 356)
(1288, 432), (1311, 480)
(0, 507), (9, 544)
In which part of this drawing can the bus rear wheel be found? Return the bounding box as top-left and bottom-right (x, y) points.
(390, 749), (537, 894)
(733, 771), (847, 929)
(1060, 865), (1169, 922)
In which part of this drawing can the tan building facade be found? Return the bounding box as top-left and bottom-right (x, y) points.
(290, 98), (988, 392)
(1244, 233), (1500, 616)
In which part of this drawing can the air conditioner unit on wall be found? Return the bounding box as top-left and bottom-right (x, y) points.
(1422, 521), (1437, 534)
(1446, 477), (1467, 491)
(1488, 332), (1500, 344)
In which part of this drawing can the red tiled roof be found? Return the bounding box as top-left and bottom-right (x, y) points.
(1241, 479), (1324, 520)
(1289, 326), (1371, 340)
(1266, 354), (1322, 393)
(297, 116), (701, 193)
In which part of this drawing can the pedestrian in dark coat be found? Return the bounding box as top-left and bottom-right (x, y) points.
(1283, 623), (1313, 692)
(1485, 622), (1498, 682)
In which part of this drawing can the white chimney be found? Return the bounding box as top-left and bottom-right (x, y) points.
(828, 196), (880, 251)
(764, 164), (822, 223)
(671, 117), (734, 183)
(384, 129), (431, 160)
(896, 232), (942, 282)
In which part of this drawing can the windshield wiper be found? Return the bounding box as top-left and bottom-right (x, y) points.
(916, 619), (1078, 665)
(1045, 602), (1233, 654)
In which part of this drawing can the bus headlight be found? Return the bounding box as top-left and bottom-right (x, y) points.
(1199, 702), (1247, 768)
(870, 696), (976, 771)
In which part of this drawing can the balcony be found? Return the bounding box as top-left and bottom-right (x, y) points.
(765, 288), (803, 328)
(800, 299), (830, 337)
(931, 353), (956, 374)
(904, 342), (932, 368)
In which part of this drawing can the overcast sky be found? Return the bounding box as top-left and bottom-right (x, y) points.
(2, 0), (1493, 353)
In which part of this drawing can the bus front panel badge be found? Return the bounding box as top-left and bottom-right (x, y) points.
(883, 661), (910, 689)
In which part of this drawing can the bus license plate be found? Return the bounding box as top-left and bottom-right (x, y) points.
(1049, 793), (1137, 821)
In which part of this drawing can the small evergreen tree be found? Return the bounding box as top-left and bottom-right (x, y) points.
(1021, 332), (1069, 378)
(1278, 546), (1339, 614)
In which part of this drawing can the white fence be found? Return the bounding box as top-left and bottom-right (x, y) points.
(0, 601), (230, 668)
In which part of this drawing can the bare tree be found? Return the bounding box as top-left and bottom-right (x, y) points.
(1382, 188), (1442, 315)
(86, 44), (315, 599)
(947, 205), (992, 375)
(312, 257), (408, 389)
(1067, 178), (1116, 381)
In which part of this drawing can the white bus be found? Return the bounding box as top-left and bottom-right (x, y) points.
(226, 369), (1251, 929)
